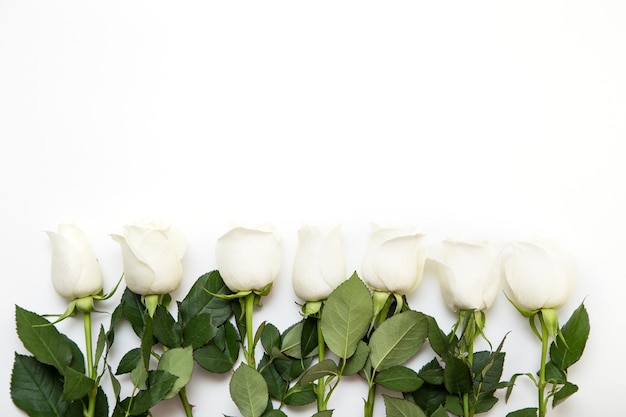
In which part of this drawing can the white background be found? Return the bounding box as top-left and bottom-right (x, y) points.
(1, 1), (625, 416)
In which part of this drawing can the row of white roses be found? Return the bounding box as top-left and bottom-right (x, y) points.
(48, 220), (575, 315)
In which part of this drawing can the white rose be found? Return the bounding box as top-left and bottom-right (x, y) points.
(502, 240), (575, 311)
(361, 224), (426, 294)
(111, 220), (186, 295)
(216, 225), (281, 292)
(47, 224), (103, 299)
(434, 240), (500, 312)
(292, 224), (347, 302)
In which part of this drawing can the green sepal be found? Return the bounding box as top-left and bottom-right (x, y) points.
(206, 288), (252, 300)
(38, 300), (78, 326)
(540, 308), (559, 341)
(505, 293), (538, 318)
(372, 290), (391, 317)
(142, 294), (160, 318)
(302, 300), (323, 316)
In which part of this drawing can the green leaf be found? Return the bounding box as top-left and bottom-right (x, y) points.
(444, 394), (463, 415)
(11, 353), (69, 417)
(194, 344), (235, 373)
(15, 306), (73, 375)
(553, 382), (578, 407)
(230, 364), (269, 417)
(183, 313), (217, 349)
(178, 271), (233, 328)
(426, 315), (453, 359)
(116, 348), (141, 375)
(264, 410), (288, 417)
(195, 321), (239, 373)
(443, 356), (472, 395)
(312, 411), (334, 417)
(63, 367), (95, 401)
(94, 325), (107, 370)
(93, 387), (109, 417)
(550, 303), (590, 371)
(281, 320), (305, 358)
(383, 395), (427, 417)
(472, 351), (505, 393)
(274, 356), (312, 382)
(431, 405), (449, 417)
(321, 273), (373, 359)
(343, 340), (370, 375)
(369, 310), (428, 372)
(140, 315), (154, 369)
(411, 383), (448, 416)
(65, 335), (86, 375)
(298, 359), (339, 385)
(300, 316), (319, 357)
(473, 394), (498, 413)
(261, 322), (281, 356)
(375, 365), (423, 392)
(153, 305), (181, 348)
(129, 370), (178, 414)
(259, 356), (287, 400)
(506, 408), (538, 417)
(120, 289), (147, 337)
(544, 361), (566, 384)
(283, 383), (316, 405)
(157, 346), (194, 399)
(417, 358), (444, 385)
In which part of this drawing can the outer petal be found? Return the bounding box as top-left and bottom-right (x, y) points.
(437, 240), (499, 311)
(58, 225), (103, 298)
(124, 226), (183, 293)
(112, 234), (155, 295)
(361, 225), (425, 294)
(47, 231), (82, 299)
(503, 241), (575, 310)
(292, 224), (346, 301)
(216, 226), (281, 292)
(47, 225), (102, 299)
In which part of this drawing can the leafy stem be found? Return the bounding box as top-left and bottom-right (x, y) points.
(179, 387), (194, 417)
(537, 312), (549, 417)
(83, 310), (97, 417)
(364, 380), (376, 417)
(316, 312), (327, 411)
(243, 293), (256, 367)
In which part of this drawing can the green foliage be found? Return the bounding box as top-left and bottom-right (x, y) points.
(157, 346), (194, 399)
(178, 270), (232, 327)
(63, 367), (95, 401)
(369, 310), (428, 372)
(383, 395), (428, 417)
(549, 303), (590, 371)
(408, 312), (508, 416)
(298, 359), (339, 385)
(230, 364), (269, 417)
(321, 273), (373, 359)
(11, 354), (69, 417)
(374, 365), (424, 392)
(443, 357), (472, 395)
(506, 408), (538, 417)
(343, 340), (370, 375)
(15, 306), (74, 375)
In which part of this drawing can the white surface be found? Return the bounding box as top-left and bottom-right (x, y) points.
(1, 1), (625, 415)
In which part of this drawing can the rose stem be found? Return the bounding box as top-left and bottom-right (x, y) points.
(83, 311), (97, 417)
(244, 293), (256, 367)
(538, 313), (549, 417)
(316, 313), (326, 411)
